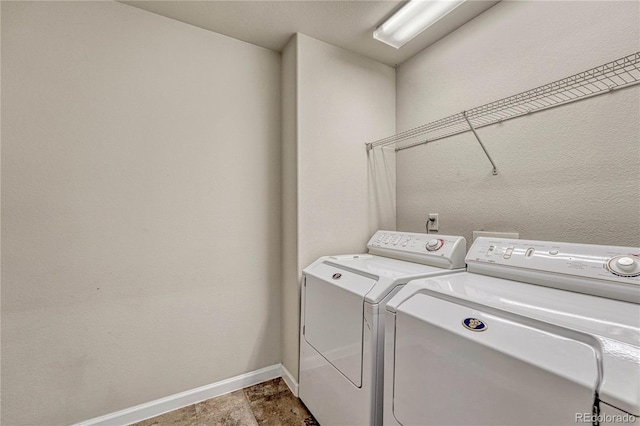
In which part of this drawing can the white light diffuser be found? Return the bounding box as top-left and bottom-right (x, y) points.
(373, 0), (466, 49)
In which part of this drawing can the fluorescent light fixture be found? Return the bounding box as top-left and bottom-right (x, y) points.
(373, 0), (466, 49)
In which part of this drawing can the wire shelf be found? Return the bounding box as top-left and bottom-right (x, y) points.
(366, 52), (640, 154)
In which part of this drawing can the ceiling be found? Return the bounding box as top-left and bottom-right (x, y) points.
(121, 0), (499, 67)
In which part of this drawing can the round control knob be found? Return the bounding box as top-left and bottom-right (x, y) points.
(606, 255), (640, 277)
(616, 257), (636, 271)
(426, 239), (442, 251)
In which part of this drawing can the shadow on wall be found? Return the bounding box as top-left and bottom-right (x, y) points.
(367, 146), (396, 232)
(247, 152), (283, 375)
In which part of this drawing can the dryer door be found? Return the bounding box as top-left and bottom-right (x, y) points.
(304, 263), (376, 387)
(392, 293), (600, 426)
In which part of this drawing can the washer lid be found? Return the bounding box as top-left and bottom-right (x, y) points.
(326, 255), (443, 280)
(390, 272), (640, 415)
(320, 255), (464, 303)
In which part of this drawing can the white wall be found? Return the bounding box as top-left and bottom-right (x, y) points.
(396, 1), (640, 248)
(281, 33), (396, 381)
(297, 34), (396, 267)
(1, 2), (281, 425)
(281, 34), (299, 383)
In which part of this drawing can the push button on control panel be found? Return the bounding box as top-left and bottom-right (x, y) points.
(503, 247), (514, 259)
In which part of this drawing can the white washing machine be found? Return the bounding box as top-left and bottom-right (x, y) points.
(299, 230), (467, 426)
(384, 237), (640, 426)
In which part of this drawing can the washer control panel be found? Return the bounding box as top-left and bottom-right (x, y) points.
(367, 230), (466, 269)
(467, 237), (640, 284)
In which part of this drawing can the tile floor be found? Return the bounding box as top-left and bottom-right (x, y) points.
(131, 378), (319, 426)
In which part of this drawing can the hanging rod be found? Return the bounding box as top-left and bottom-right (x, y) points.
(366, 52), (640, 155)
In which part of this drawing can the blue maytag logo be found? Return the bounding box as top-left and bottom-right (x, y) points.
(462, 318), (487, 332)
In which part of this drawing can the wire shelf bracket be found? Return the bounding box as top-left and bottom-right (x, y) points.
(365, 52), (640, 175)
(463, 110), (497, 175)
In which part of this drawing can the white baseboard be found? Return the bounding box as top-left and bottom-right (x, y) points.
(74, 364), (281, 426)
(280, 364), (299, 397)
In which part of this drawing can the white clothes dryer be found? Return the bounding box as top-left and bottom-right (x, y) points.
(384, 237), (640, 426)
(299, 230), (467, 426)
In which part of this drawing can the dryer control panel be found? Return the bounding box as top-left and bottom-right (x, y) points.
(466, 237), (640, 303)
(367, 230), (466, 270)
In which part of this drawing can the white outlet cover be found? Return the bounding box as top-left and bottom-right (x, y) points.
(472, 231), (519, 241)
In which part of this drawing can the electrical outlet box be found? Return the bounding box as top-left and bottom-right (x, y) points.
(428, 214), (439, 231)
(472, 231), (519, 241)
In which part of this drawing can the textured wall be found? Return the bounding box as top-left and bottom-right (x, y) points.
(281, 33), (396, 382)
(1, 2), (281, 424)
(396, 0), (640, 248)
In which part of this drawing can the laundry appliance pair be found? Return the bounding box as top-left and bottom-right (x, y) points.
(300, 230), (640, 425)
